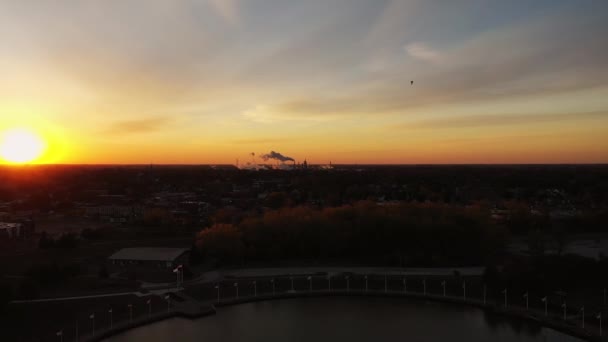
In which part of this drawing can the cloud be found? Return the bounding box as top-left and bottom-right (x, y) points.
(403, 111), (607, 129)
(231, 137), (292, 145)
(104, 117), (172, 135)
(404, 42), (441, 63)
(208, 0), (239, 25)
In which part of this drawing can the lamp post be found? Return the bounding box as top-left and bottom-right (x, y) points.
(364, 275), (368, 292)
(562, 303), (567, 320)
(441, 280), (446, 297)
(384, 275), (387, 293)
(580, 307), (585, 329)
(215, 284), (220, 303)
(462, 281), (466, 301)
(597, 313), (602, 337)
(90, 314), (95, 336)
(234, 282), (239, 299)
(307, 276), (312, 292)
(502, 288), (508, 308)
(147, 299), (152, 317)
(423, 278), (426, 296)
(346, 275), (350, 292)
(290, 276), (294, 292)
(541, 296), (548, 316)
(165, 295), (171, 313)
(523, 292), (529, 310)
(403, 277), (407, 293)
(56, 330), (63, 342)
(108, 308), (113, 329)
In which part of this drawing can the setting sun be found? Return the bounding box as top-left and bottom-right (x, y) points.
(0, 128), (46, 164)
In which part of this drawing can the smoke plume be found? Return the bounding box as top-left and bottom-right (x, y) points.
(260, 151), (295, 162)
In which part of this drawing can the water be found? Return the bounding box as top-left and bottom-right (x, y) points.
(107, 297), (583, 342)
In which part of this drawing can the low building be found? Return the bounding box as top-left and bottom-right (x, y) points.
(108, 247), (189, 271)
(0, 221), (35, 240)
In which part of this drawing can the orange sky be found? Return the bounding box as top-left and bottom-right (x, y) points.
(1, 1), (607, 165)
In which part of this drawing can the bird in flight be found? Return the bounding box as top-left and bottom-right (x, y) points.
(411, 80), (414, 85)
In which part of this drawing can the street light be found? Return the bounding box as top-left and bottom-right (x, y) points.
(441, 280), (446, 297)
(523, 292), (529, 310)
(403, 277), (407, 293)
(234, 282), (239, 299)
(502, 288), (508, 308)
(384, 275), (387, 293)
(215, 284), (220, 303)
(56, 330), (63, 342)
(346, 275), (350, 292)
(89, 313), (95, 336)
(562, 303), (567, 320)
(108, 308), (113, 329)
(462, 281), (466, 301)
(423, 278), (426, 296)
(541, 296), (548, 316)
(290, 276), (294, 292)
(580, 307), (585, 328)
(364, 275), (368, 292)
(165, 295), (171, 313)
(597, 312), (602, 337)
(307, 276), (312, 292)
(147, 299), (152, 317)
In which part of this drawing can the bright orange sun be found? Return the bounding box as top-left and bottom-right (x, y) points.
(0, 128), (47, 164)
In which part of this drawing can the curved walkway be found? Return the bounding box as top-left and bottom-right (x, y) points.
(85, 278), (603, 342)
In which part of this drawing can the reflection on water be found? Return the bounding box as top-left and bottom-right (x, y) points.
(107, 297), (582, 342)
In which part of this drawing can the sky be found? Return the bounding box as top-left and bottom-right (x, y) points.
(1, 0), (607, 164)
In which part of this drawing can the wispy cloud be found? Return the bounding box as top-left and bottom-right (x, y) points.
(208, 0), (239, 25)
(104, 117), (172, 135)
(404, 42), (441, 63)
(401, 111), (608, 129)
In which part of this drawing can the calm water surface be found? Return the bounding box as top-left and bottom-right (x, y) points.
(107, 297), (583, 342)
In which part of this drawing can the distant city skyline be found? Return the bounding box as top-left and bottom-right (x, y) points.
(1, 0), (607, 164)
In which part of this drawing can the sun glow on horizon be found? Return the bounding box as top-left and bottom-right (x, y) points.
(0, 128), (47, 164)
